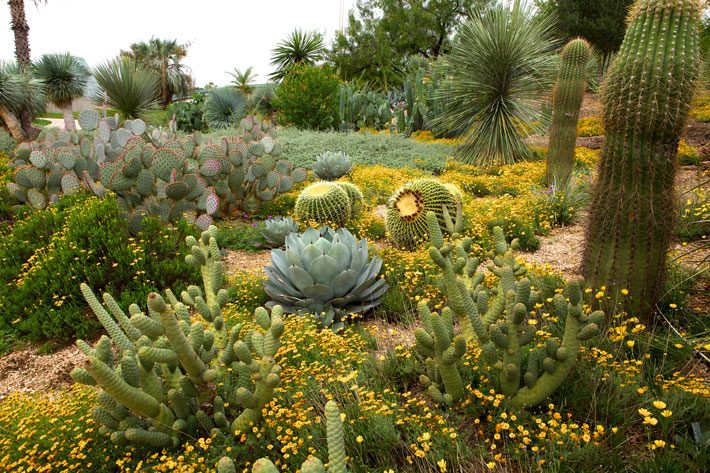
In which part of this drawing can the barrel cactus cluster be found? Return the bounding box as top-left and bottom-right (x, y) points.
(264, 226), (388, 331)
(6, 110), (307, 231)
(70, 226), (284, 447)
(218, 400), (347, 473)
(295, 181), (363, 227)
(425, 212), (603, 407)
(385, 178), (459, 250)
(312, 150), (353, 180)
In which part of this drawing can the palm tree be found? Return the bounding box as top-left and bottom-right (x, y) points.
(7, 0), (47, 139)
(92, 57), (160, 119)
(227, 66), (256, 95)
(0, 61), (45, 140)
(433, 0), (557, 166)
(123, 37), (192, 108)
(270, 29), (325, 81)
(33, 53), (90, 131)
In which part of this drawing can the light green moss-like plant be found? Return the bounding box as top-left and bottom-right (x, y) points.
(583, 0), (703, 321)
(426, 211), (603, 407)
(71, 226), (284, 447)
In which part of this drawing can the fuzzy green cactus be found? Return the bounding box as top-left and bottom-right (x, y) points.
(426, 212), (603, 407)
(583, 0), (702, 320)
(546, 38), (590, 186)
(415, 302), (466, 405)
(295, 182), (352, 227)
(71, 225), (284, 448)
(218, 400), (347, 473)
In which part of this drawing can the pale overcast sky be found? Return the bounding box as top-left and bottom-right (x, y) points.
(0, 0), (356, 86)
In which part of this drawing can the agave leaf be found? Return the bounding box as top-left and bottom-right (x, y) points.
(270, 249), (292, 277)
(327, 241), (352, 270)
(331, 270), (358, 298)
(300, 284), (334, 302)
(309, 255), (340, 286)
(286, 266), (315, 292)
(300, 244), (324, 272)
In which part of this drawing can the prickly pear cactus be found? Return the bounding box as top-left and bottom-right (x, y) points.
(583, 0), (702, 320)
(426, 212), (604, 407)
(70, 226), (284, 447)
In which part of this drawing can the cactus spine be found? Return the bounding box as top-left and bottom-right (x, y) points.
(426, 212), (603, 407)
(546, 38), (590, 186)
(218, 400), (347, 473)
(582, 0), (702, 320)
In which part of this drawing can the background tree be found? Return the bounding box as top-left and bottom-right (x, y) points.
(7, 0), (46, 140)
(92, 57), (160, 119)
(330, 0), (486, 89)
(122, 37), (192, 108)
(33, 53), (90, 131)
(270, 29), (325, 81)
(0, 61), (44, 140)
(227, 67), (256, 95)
(538, 0), (634, 70)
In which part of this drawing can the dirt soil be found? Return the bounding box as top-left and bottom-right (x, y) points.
(0, 344), (85, 398)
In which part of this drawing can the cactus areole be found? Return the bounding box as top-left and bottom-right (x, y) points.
(582, 0), (702, 320)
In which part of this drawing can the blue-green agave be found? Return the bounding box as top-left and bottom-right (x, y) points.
(311, 151), (353, 180)
(262, 216), (300, 248)
(264, 227), (388, 331)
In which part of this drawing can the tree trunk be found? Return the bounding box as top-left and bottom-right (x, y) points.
(161, 61), (169, 108)
(0, 105), (28, 141)
(8, 0), (39, 140)
(60, 103), (76, 131)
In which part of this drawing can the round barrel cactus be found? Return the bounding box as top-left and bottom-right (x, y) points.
(335, 181), (364, 216)
(295, 181), (352, 227)
(264, 226), (389, 331)
(385, 179), (458, 250)
(312, 151), (353, 180)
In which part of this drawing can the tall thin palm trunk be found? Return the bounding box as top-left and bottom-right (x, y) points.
(161, 60), (169, 107)
(60, 102), (76, 131)
(8, 0), (40, 140)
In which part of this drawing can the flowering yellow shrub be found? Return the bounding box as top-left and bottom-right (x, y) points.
(690, 94), (710, 122)
(574, 147), (601, 169)
(576, 116), (604, 137)
(676, 139), (701, 165)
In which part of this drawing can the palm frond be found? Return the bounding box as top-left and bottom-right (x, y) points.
(33, 52), (90, 107)
(92, 57), (160, 119)
(434, 0), (557, 166)
(0, 61), (45, 116)
(270, 29), (325, 81)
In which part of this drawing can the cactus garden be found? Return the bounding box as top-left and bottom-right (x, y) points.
(0, 0), (708, 471)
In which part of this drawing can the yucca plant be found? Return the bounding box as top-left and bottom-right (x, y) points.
(92, 57), (160, 119)
(0, 61), (45, 141)
(203, 87), (247, 130)
(270, 29), (325, 81)
(33, 53), (90, 131)
(434, 0), (556, 166)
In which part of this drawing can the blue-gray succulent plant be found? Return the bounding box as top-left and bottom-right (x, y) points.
(262, 216), (300, 248)
(311, 151), (352, 181)
(264, 226), (388, 331)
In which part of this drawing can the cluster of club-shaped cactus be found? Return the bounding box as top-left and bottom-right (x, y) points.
(262, 216), (300, 248)
(217, 399), (347, 473)
(6, 110), (306, 231)
(423, 210), (603, 407)
(311, 151), (353, 180)
(264, 226), (388, 331)
(70, 226), (284, 447)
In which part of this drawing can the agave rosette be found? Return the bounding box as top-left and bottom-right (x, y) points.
(264, 227), (388, 330)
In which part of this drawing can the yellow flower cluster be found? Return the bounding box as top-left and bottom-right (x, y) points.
(690, 93), (710, 122)
(576, 116), (604, 137)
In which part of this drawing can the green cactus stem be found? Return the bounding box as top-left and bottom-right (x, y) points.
(546, 38), (591, 186)
(582, 0), (702, 321)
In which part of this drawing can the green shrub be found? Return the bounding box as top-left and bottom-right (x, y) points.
(487, 217), (541, 251)
(168, 92), (207, 132)
(216, 219), (267, 251)
(274, 64), (340, 130)
(0, 194), (198, 341)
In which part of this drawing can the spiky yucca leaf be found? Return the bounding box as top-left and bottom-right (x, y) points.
(93, 58), (160, 119)
(203, 87), (247, 130)
(33, 53), (90, 107)
(434, 0), (556, 166)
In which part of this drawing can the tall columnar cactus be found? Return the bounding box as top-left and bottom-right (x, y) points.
(546, 38), (590, 186)
(415, 302), (467, 405)
(426, 212), (604, 407)
(218, 400), (347, 473)
(583, 0), (702, 320)
(70, 226), (284, 447)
